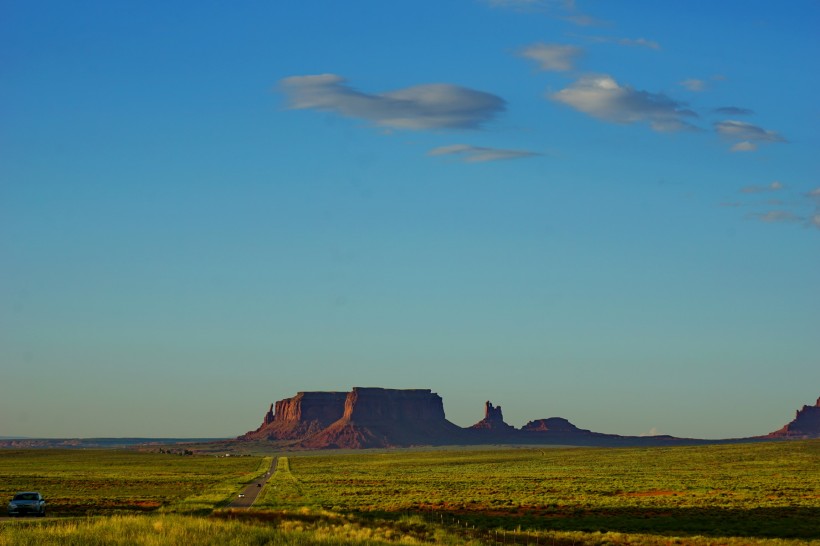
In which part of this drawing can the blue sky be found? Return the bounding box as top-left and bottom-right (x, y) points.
(2, 1), (818, 439)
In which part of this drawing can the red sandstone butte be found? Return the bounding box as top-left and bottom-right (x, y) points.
(299, 388), (467, 449)
(240, 391), (346, 441)
(236, 388), (820, 449)
(767, 397), (820, 439)
(469, 401), (516, 432)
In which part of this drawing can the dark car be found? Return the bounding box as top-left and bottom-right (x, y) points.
(7, 492), (46, 517)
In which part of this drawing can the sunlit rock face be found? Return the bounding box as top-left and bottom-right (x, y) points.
(240, 392), (346, 441)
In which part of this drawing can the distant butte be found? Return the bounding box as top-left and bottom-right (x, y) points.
(766, 397), (820, 439)
(470, 401), (516, 432)
(237, 389), (820, 449)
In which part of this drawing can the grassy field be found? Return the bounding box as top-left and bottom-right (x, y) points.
(254, 441), (820, 541)
(1, 441), (818, 545)
(0, 449), (268, 515)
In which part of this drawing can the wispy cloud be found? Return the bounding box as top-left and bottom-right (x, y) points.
(551, 74), (698, 132)
(715, 120), (786, 152)
(748, 210), (802, 224)
(741, 181), (784, 194)
(280, 74), (506, 130)
(713, 106), (754, 116)
(562, 13), (607, 26)
(617, 37), (660, 49)
(573, 35), (660, 50)
(679, 79), (706, 92)
(429, 144), (540, 162)
(807, 189), (820, 230)
(734, 184), (820, 231)
(519, 43), (583, 71)
(485, 0), (607, 26)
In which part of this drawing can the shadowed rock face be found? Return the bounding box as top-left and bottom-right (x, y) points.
(522, 417), (585, 433)
(301, 388), (466, 449)
(470, 401), (515, 432)
(343, 388), (447, 423)
(768, 397), (820, 438)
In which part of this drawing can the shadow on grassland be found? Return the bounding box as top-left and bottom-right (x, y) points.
(441, 506), (820, 540)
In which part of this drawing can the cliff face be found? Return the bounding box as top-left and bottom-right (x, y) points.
(343, 388), (448, 423)
(768, 397), (820, 438)
(240, 392), (346, 441)
(275, 392), (348, 424)
(300, 388), (467, 449)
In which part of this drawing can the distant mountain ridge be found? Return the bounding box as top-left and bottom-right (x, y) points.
(0, 438), (227, 449)
(240, 388), (820, 449)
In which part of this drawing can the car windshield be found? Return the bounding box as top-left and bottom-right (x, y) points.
(13, 493), (39, 501)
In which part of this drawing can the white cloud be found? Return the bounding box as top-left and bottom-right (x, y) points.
(280, 74), (506, 130)
(741, 181), (785, 194)
(551, 74), (698, 132)
(679, 79), (706, 92)
(807, 187), (820, 201)
(731, 141), (757, 152)
(429, 144), (539, 162)
(519, 43), (583, 71)
(715, 120), (786, 147)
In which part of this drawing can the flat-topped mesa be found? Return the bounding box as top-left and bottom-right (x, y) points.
(469, 401), (515, 431)
(300, 387), (466, 448)
(768, 396), (820, 438)
(240, 391), (347, 441)
(343, 388), (447, 423)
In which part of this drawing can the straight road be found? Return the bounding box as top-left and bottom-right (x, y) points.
(228, 457), (277, 508)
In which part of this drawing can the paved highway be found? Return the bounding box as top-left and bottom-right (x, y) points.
(227, 457), (277, 508)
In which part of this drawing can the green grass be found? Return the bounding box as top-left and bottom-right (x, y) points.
(0, 450), (265, 515)
(2, 441), (819, 544)
(0, 511), (816, 545)
(255, 441), (820, 540)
